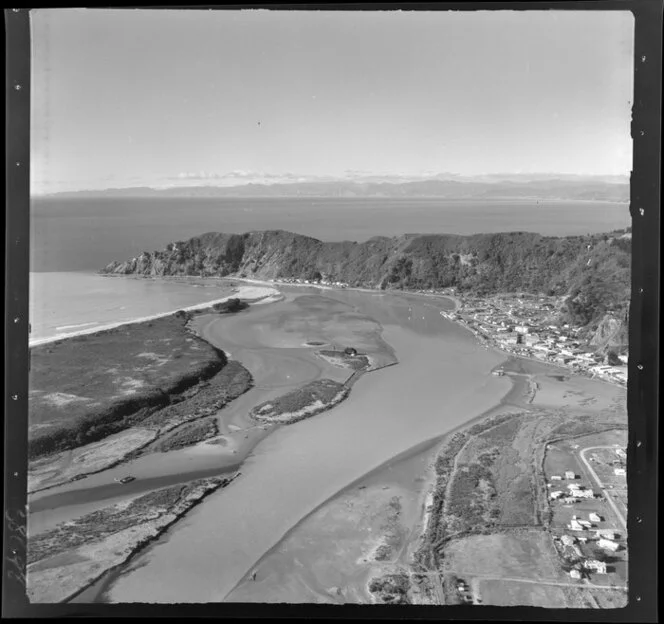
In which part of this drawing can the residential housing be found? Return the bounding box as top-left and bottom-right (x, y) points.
(598, 538), (620, 552)
(583, 560), (608, 574)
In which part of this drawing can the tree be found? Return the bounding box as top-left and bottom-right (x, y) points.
(606, 349), (621, 366)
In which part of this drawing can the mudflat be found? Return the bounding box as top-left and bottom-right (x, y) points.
(95, 288), (509, 603)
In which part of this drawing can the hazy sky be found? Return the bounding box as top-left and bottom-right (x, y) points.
(31, 9), (634, 193)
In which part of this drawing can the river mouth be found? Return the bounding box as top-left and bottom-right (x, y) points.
(38, 286), (512, 604)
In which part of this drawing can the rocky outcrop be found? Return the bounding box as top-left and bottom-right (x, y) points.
(589, 310), (629, 353)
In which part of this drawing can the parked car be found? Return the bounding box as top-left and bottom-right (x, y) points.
(115, 476), (136, 484)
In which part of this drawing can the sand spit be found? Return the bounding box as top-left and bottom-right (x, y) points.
(29, 285), (280, 347)
(28, 475), (238, 604)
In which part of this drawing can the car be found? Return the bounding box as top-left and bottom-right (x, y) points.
(116, 476), (136, 484)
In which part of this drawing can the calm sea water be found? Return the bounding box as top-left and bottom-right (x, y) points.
(28, 272), (235, 343)
(30, 197), (630, 272)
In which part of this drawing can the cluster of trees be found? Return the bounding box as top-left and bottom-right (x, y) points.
(212, 298), (248, 313)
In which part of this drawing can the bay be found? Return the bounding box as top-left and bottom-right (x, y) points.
(30, 197), (630, 272)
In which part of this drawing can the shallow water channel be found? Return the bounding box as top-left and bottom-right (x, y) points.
(70, 287), (512, 603)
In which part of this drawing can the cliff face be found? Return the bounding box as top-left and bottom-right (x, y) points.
(589, 310), (630, 353)
(101, 228), (631, 328)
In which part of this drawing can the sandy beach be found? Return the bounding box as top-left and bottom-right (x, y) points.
(29, 284), (279, 347)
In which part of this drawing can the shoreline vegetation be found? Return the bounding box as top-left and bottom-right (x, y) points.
(395, 373), (626, 606)
(27, 274), (627, 605)
(250, 379), (350, 425)
(27, 286), (278, 492)
(249, 348), (381, 426)
(27, 474), (239, 604)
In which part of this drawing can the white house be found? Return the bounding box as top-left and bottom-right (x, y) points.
(598, 538), (620, 552)
(561, 535), (575, 546)
(589, 513), (602, 523)
(551, 475), (563, 481)
(569, 569), (582, 579)
(549, 490), (565, 500)
(583, 560), (607, 574)
(565, 471), (576, 480)
(614, 468), (626, 476)
(615, 448), (627, 459)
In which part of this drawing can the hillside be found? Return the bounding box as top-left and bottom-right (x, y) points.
(101, 229), (631, 334)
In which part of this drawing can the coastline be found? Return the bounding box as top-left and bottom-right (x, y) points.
(28, 283), (280, 347)
(27, 274), (624, 604)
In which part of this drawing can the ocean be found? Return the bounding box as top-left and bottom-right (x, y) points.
(28, 272), (236, 344)
(30, 197), (630, 273)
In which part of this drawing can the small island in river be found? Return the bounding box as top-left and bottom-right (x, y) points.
(251, 379), (350, 425)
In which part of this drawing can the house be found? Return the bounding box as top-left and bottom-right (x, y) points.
(589, 513), (602, 523)
(549, 490), (565, 500)
(569, 569), (582, 579)
(561, 535), (576, 546)
(615, 449), (627, 459)
(569, 519), (584, 531)
(583, 560), (607, 574)
(598, 538), (620, 552)
(565, 471), (576, 480)
(597, 530), (618, 540)
(578, 520), (592, 528)
(550, 475), (563, 481)
(515, 325), (529, 334)
(567, 483), (580, 490)
(614, 468), (626, 476)
(577, 489), (595, 499)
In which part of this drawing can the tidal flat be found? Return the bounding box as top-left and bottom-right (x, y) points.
(29, 282), (627, 605)
(84, 287), (510, 603)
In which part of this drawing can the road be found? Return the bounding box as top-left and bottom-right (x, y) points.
(406, 570), (445, 604)
(451, 572), (627, 591)
(578, 446), (627, 531)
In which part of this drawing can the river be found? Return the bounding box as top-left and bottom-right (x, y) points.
(68, 286), (510, 603)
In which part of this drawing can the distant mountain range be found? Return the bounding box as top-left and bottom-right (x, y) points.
(41, 174), (629, 202)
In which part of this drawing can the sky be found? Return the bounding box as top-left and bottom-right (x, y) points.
(30, 9), (634, 194)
